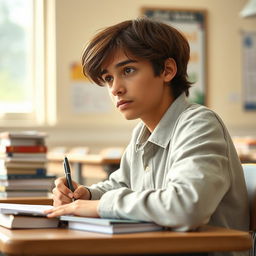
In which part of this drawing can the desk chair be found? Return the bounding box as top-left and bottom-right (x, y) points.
(242, 163), (256, 256)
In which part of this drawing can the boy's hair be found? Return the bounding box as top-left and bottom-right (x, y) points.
(82, 17), (191, 99)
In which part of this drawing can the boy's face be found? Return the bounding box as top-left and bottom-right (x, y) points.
(100, 49), (175, 131)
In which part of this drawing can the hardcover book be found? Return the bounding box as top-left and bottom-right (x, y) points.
(0, 214), (59, 229)
(60, 215), (163, 234)
(0, 131), (47, 139)
(0, 191), (50, 197)
(0, 169), (47, 179)
(1, 158), (46, 163)
(0, 131), (46, 146)
(0, 145), (47, 153)
(0, 176), (55, 191)
(3, 153), (47, 160)
(0, 160), (47, 170)
(0, 203), (58, 229)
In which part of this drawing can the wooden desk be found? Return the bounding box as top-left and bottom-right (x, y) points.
(0, 225), (251, 255)
(48, 153), (121, 183)
(0, 197), (53, 205)
(239, 152), (256, 163)
(48, 153), (120, 165)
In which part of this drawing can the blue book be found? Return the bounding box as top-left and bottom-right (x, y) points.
(60, 215), (163, 234)
(0, 168), (47, 180)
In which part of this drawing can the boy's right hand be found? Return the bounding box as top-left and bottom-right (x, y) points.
(52, 176), (91, 206)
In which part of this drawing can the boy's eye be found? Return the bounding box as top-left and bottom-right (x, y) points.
(103, 75), (113, 83)
(124, 67), (135, 75)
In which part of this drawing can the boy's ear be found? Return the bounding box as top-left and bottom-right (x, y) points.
(163, 58), (177, 82)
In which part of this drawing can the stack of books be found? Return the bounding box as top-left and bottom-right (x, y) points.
(0, 131), (55, 197)
(60, 215), (163, 234)
(0, 203), (163, 233)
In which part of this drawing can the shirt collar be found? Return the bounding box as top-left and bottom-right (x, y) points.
(136, 93), (192, 151)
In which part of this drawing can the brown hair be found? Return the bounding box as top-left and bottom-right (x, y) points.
(82, 17), (191, 99)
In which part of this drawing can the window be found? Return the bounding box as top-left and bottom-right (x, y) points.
(0, 0), (52, 126)
(0, 0), (33, 113)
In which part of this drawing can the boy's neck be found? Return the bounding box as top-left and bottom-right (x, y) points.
(142, 97), (174, 133)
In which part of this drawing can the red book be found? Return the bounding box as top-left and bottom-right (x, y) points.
(3, 146), (47, 153)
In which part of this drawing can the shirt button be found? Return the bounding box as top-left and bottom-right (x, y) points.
(145, 166), (150, 172)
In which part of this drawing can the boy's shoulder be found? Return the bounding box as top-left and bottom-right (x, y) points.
(181, 103), (223, 123)
(176, 103), (228, 136)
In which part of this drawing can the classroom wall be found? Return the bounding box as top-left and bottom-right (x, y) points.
(38, 0), (256, 150)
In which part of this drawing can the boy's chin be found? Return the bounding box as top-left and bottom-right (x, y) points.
(122, 114), (139, 121)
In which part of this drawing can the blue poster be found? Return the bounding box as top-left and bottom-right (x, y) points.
(242, 31), (256, 110)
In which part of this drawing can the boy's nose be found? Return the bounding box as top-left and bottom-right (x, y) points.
(111, 78), (125, 96)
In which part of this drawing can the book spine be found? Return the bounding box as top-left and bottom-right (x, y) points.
(0, 187), (50, 192)
(6, 153), (47, 160)
(0, 184), (52, 192)
(0, 168), (47, 177)
(5, 146), (47, 153)
(0, 191), (49, 197)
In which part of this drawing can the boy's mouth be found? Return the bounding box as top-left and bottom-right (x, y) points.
(116, 100), (133, 109)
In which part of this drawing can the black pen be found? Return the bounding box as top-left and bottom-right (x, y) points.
(63, 156), (75, 193)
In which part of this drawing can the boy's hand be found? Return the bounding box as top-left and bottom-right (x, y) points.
(52, 176), (91, 206)
(45, 199), (100, 218)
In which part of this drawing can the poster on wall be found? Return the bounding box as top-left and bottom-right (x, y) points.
(242, 31), (256, 110)
(142, 7), (207, 105)
(70, 62), (112, 113)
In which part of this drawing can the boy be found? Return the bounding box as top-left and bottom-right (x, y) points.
(46, 18), (249, 239)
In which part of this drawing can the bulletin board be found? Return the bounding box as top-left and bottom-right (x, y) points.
(241, 31), (256, 111)
(142, 7), (207, 105)
(70, 62), (112, 114)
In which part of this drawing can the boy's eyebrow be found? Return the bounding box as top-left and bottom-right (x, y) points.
(100, 59), (138, 76)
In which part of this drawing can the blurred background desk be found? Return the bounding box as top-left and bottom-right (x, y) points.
(47, 153), (121, 185)
(233, 137), (256, 163)
(239, 152), (256, 163)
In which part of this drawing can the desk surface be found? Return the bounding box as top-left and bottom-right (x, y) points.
(0, 225), (251, 255)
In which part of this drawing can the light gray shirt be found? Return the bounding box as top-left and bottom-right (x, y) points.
(88, 93), (249, 256)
